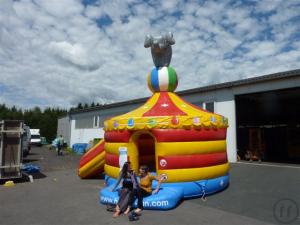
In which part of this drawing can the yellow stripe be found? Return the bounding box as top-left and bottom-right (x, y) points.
(78, 152), (105, 178)
(109, 93), (160, 120)
(169, 92), (226, 128)
(158, 163), (229, 182)
(105, 164), (120, 179)
(156, 140), (226, 156)
(169, 92), (208, 116)
(168, 92), (219, 117)
(105, 142), (132, 155)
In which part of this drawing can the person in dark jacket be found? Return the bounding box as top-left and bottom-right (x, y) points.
(111, 162), (138, 217)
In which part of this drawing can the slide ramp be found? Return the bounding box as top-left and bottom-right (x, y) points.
(78, 140), (105, 179)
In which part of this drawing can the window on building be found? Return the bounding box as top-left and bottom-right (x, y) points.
(94, 115), (99, 128)
(192, 102), (203, 108)
(75, 117), (94, 129)
(98, 111), (129, 128)
(205, 102), (214, 113)
(99, 115), (108, 127)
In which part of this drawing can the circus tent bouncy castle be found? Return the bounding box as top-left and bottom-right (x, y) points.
(79, 33), (230, 209)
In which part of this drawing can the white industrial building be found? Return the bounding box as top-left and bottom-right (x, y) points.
(58, 69), (300, 164)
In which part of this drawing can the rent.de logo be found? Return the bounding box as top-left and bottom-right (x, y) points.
(273, 199), (299, 224)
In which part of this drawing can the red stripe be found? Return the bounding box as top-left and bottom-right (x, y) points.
(143, 92), (187, 116)
(105, 131), (132, 142)
(152, 128), (227, 142)
(105, 153), (131, 168)
(79, 141), (105, 167)
(158, 152), (227, 169)
(105, 153), (119, 167)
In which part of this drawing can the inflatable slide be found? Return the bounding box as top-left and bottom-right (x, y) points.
(78, 140), (105, 178)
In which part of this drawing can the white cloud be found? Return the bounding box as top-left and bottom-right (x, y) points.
(255, 0), (281, 13)
(48, 41), (99, 70)
(161, 0), (179, 11)
(0, 0), (299, 109)
(244, 41), (281, 58)
(34, 0), (84, 19)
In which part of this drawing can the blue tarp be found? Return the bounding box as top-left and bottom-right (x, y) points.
(22, 164), (40, 173)
(72, 143), (88, 155)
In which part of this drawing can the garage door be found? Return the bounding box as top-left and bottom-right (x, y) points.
(235, 87), (300, 164)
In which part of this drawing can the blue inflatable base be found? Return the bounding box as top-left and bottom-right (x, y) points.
(100, 174), (229, 210)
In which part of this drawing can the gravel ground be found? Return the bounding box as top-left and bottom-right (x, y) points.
(0, 146), (299, 225)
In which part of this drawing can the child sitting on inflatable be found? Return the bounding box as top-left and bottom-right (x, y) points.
(133, 165), (163, 215)
(111, 162), (138, 217)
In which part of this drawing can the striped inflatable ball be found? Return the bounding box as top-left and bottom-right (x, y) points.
(148, 66), (178, 92)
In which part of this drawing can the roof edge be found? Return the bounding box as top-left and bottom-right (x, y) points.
(178, 69), (300, 96)
(69, 69), (300, 115)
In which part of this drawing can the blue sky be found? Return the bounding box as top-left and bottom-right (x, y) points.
(0, 0), (299, 109)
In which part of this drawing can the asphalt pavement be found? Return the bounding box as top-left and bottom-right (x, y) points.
(0, 146), (299, 225)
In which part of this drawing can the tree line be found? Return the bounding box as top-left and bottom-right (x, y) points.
(0, 102), (102, 142)
(0, 104), (67, 142)
(69, 102), (104, 111)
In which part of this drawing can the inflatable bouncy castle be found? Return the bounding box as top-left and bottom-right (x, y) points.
(79, 33), (230, 209)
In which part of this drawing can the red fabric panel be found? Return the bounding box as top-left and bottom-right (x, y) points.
(104, 131), (132, 142)
(105, 153), (120, 168)
(158, 152), (227, 169)
(105, 153), (130, 168)
(152, 128), (227, 142)
(79, 141), (105, 167)
(143, 92), (187, 116)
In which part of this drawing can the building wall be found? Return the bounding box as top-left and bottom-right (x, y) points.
(215, 100), (236, 162)
(57, 116), (71, 146)
(69, 102), (143, 146)
(70, 118), (104, 146)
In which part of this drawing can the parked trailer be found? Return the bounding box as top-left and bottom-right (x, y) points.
(0, 120), (24, 179)
(30, 129), (41, 146)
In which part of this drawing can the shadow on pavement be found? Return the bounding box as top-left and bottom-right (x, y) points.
(0, 172), (47, 185)
(23, 158), (39, 163)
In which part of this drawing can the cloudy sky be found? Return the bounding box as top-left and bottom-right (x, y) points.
(0, 0), (299, 109)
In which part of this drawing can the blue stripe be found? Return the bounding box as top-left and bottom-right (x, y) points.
(151, 68), (159, 90)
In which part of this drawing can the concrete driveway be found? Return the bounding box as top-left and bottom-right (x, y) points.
(0, 146), (299, 225)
